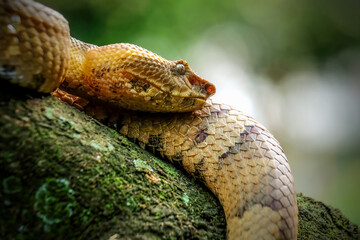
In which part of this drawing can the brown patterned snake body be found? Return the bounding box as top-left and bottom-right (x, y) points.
(0, 0), (298, 239)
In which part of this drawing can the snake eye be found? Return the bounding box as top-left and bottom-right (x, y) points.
(175, 63), (186, 75)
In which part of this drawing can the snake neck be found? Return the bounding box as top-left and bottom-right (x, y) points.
(62, 37), (96, 90)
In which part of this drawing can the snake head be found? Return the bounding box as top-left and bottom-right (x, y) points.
(81, 43), (216, 112)
(169, 59), (216, 100)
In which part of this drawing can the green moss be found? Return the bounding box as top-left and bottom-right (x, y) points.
(89, 140), (108, 151)
(133, 158), (154, 172)
(34, 178), (76, 229)
(297, 193), (359, 240)
(2, 176), (22, 194)
(57, 116), (74, 130)
(182, 193), (190, 205)
(45, 107), (54, 119)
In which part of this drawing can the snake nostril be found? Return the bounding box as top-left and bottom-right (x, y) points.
(205, 84), (216, 97)
(188, 76), (216, 98)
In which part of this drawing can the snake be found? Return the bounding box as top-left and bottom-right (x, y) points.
(0, 0), (298, 239)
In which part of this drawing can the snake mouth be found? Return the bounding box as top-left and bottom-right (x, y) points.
(183, 96), (207, 103)
(125, 70), (211, 100)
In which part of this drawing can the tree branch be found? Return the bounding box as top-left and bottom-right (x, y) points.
(0, 85), (358, 239)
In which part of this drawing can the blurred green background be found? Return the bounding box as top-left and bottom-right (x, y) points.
(40, 0), (360, 225)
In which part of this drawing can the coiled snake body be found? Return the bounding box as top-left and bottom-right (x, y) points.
(0, 0), (298, 239)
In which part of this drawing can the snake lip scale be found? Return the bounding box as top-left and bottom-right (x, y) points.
(0, 0), (298, 239)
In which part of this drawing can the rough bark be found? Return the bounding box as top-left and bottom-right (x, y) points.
(0, 84), (359, 240)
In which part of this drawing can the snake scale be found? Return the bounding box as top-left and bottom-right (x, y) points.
(0, 0), (298, 239)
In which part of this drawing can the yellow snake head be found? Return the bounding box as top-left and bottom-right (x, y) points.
(75, 43), (216, 112)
